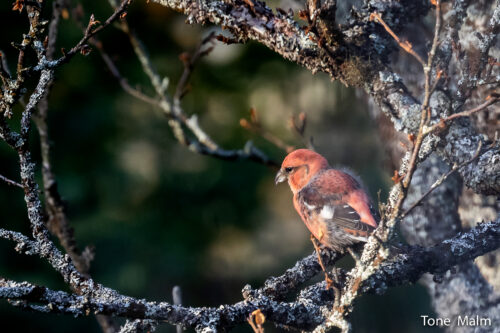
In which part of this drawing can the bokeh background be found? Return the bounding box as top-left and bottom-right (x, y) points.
(0, 1), (441, 332)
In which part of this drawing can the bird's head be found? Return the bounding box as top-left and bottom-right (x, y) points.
(275, 149), (329, 193)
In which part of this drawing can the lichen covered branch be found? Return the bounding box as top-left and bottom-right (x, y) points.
(1, 219), (498, 331)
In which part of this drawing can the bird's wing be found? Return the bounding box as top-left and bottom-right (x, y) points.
(297, 184), (375, 240)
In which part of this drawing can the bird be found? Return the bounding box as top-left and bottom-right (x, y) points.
(275, 149), (379, 253)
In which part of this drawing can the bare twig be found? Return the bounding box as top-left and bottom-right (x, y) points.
(0, 173), (23, 188)
(401, 0), (442, 189)
(424, 96), (500, 135)
(400, 141), (484, 219)
(32, 0), (132, 72)
(381, 1), (444, 228)
(104, 0), (278, 167)
(370, 12), (426, 66)
(33, 0), (93, 275)
(174, 32), (216, 101)
(0, 50), (11, 78)
(289, 112), (315, 151)
(96, 43), (159, 105)
(34, 8), (118, 332)
(0, 51), (12, 86)
(240, 108), (295, 153)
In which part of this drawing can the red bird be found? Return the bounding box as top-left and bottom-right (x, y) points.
(275, 149), (378, 252)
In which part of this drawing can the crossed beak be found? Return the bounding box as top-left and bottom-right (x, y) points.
(275, 169), (287, 185)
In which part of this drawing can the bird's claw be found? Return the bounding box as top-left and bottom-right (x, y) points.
(325, 275), (334, 290)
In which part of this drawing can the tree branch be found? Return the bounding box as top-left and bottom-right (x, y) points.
(1, 219), (498, 330)
(101, 0), (278, 167)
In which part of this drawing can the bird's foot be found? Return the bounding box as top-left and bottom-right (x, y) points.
(310, 234), (328, 273)
(324, 274), (334, 290)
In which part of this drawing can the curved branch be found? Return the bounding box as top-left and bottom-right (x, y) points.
(363, 219), (500, 293)
(150, 0), (499, 195)
(1, 219), (498, 331)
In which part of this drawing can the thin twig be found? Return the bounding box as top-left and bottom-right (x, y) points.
(402, 0), (442, 189)
(64, 0), (131, 60)
(400, 141), (483, 219)
(0, 50), (11, 78)
(174, 32), (216, 102)
(0, 174), (23, 188)
(33, 0), (95, 277)
(45, 0), (65, 60)
(240, 108), (295, 153)
(106, 0), (277, 167)
(289, 112), (315, 151)
(384, 1), (443, 225)
(31, 0), (132, 72)
(0, 51), (12, 86)
(424, 96), (500, 135)
(96, 43), (159, 105)
(370, 12), (426, 66)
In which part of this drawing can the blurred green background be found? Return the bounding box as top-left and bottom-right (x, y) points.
(0, 1), (441, 332)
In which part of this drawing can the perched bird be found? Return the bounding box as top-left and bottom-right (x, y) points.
(275, 149), (378, 252)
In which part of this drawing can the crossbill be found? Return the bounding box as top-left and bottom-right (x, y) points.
(275, 149), (378, 252)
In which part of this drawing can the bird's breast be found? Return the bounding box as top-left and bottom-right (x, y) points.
(293, 195), (331, 246)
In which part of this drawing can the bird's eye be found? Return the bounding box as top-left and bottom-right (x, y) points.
(285, 167), (293, 173)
